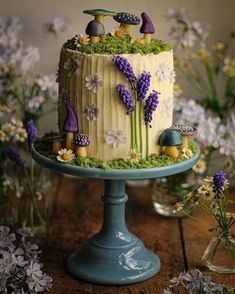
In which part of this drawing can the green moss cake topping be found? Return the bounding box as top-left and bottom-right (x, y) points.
(64, 34), (171, 55)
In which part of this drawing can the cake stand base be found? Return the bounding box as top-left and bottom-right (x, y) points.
(68, 179), (160, 285)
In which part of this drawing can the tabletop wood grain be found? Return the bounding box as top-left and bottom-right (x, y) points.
(42, 176), (235, 293)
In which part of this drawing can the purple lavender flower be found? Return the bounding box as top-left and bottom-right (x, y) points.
(213, 170), (226, 193)
(112, 55), (137, 86)
(26, 120), (38, 145)
(6, 147), (25, 168)
(144, 90), (160, 127)
(136, 71), (151, 101)
(116, 84), (135, 114)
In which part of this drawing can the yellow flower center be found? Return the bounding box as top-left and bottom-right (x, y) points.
(3, 127), (12, 135)
(62, 153), (71, 161)
(115, 31), (123, 38)
(79, 37), (86, 45)
(135, 39), (143, 44)
(185, 150), (191, 157)
(202, 185), (209, 191)
(19, 131), (25, 137)
(196, 162), (203, 168)
(131, 152), (138, 160)
(175, 202), (181, 209)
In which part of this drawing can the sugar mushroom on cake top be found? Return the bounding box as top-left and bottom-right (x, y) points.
(49, 134), (65, 155)
(158, 128), (183, 159)
(63, 104), (79, 150)
(140, 12), (155, 44)
(74, 134), (90, 158)
(170, 125), (197, 149)
(113, 12), (140, 36)
(83, 9), (117, 24)
(85, 20), (105, 43)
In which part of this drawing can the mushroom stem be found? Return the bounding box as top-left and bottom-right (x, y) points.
(66, 132), (74, 150)
(182, 136), (189, 149)
(120, 23), (131, 35)
(164, 146), (180, 159)
(75, 147), (87, 158)
(52, 140), (62, 155)
(95, 15), (104, 24)
(90, 35), (100, 43)
(144, 33), (151, 44)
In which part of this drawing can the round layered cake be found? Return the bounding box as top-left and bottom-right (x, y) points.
(58, 12), (174, 161)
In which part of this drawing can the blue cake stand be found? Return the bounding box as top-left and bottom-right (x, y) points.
(32, 146), (199, 285)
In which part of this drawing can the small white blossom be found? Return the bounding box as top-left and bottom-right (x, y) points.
(192, 160), (206, 174)
(84, 104), (99, 121)
(182, 148), (193, 159)
(57, 148), (75, 162)
(128, 149), (141, 162)
(15, 127), (27, 142)
(63, 57), (80, 77)
(85, 74), (103, 93)
(105, 130), (127, 148)
(74, 34), (90, 47)
(161, 97), (173, 118)
(26, 95), (45, 113)
(1, 123), (16, 140)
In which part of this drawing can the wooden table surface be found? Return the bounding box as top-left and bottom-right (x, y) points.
(42, 175), (235, 293)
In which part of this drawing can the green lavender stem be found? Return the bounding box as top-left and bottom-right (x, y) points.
(146, 125), (149, 158)
(131, 113), (135, 149)
(139, 100), (143, 154)
(134, 91), (138, 150)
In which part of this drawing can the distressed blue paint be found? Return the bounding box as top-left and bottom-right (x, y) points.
(32, 145), (200, 285)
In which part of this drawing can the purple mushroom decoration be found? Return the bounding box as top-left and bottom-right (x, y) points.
(85, 19), (105, 43)
(74, 134), (90, 157)
(63, 105), (79, 150)
(170, 125), (198, 149)
(140, 12), (155, 44)
(113, 12), (140, 36)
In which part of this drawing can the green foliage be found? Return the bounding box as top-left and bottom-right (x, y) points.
(64, 34), (172, 55)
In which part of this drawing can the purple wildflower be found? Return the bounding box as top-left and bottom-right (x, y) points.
(136, 71), (151, 101)
(26, 120), (38, 145)
(144, 90), (160, 127)
(116, 84), (135, 114)
(6, 147), (25, 168)
(112, 55), (137, 86)
(213, 170), (226, 193)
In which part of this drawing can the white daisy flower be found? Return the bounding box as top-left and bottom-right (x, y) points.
(131, 37), (144, 44)
(192, 160), (206, 174)
(15, 127), (27, 142)
(74, 34), (90, 47)
(128, 149), (141, 162)
(57, 148), (75, 162)
(111, 27), (127, 38)
(173, 202), (183, 213)
(11, 117), (23, 127)
(182, 148), (193, 159)
(0, 130), (7, 142)
(197, 184), (212, 195)
(1, 123), (16, 140)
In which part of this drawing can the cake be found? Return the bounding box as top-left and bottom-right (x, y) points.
(57, 10), (175, 161)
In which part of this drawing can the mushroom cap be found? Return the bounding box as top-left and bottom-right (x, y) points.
(63, 105), (79, 133)
(74, 134), (90, 147)
(85, 20), (105, 36)
(48, 134), (65, 142)
(158, 128), (183, 146)
(113, 12), (140, 25)
(83, 9), (117, 17)
(170, 125), (197, 137)
(140, 12), (155, 34)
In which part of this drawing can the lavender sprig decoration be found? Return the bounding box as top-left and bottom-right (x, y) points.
(6, 147), (25, 168)
(213, 170), (226, 194)
(136, 71), (151, 101)
(26, 120), (38, 145)
(116, 84), (135, 114)
(112, 55), (137, 86)
(144, 90), (160, 127)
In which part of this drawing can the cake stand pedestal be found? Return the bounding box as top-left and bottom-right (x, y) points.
(32, 146), (199, 285)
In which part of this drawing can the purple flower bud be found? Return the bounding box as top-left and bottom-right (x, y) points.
(144, 90), (160, 127)
(112, 55), (137, 86)
(116, 84), (135, 114)
(26, 120), (38, 145)
(213, 170), (226, 193)
(136, 71), (151, 101)
(6, 147), (25, 168)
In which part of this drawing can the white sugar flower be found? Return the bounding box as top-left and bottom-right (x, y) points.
(156, 63), (170, 80)
(128, 149), (141, 162)
(105, 130), (127, 148)
(64, 57), (80, 77)
(161, 97), (173, 118)
(57, 148), (75, 162)
(74, 34), (90, 47)
(1, 123), (16, 140)
(192, 160), (206, 174)
(15, 127), (27, 142)
(182, 148), (193, 159)
(85, 74), (103, 93)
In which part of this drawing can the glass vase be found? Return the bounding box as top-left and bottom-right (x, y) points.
(152, 171), (198, 217)
(202, 232), (235, 273)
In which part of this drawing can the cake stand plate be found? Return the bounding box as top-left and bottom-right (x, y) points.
(32, 146), (199, 285)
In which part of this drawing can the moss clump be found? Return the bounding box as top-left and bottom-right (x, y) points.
(64, 34), (172, 55)
(34, 136), (199, 170)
